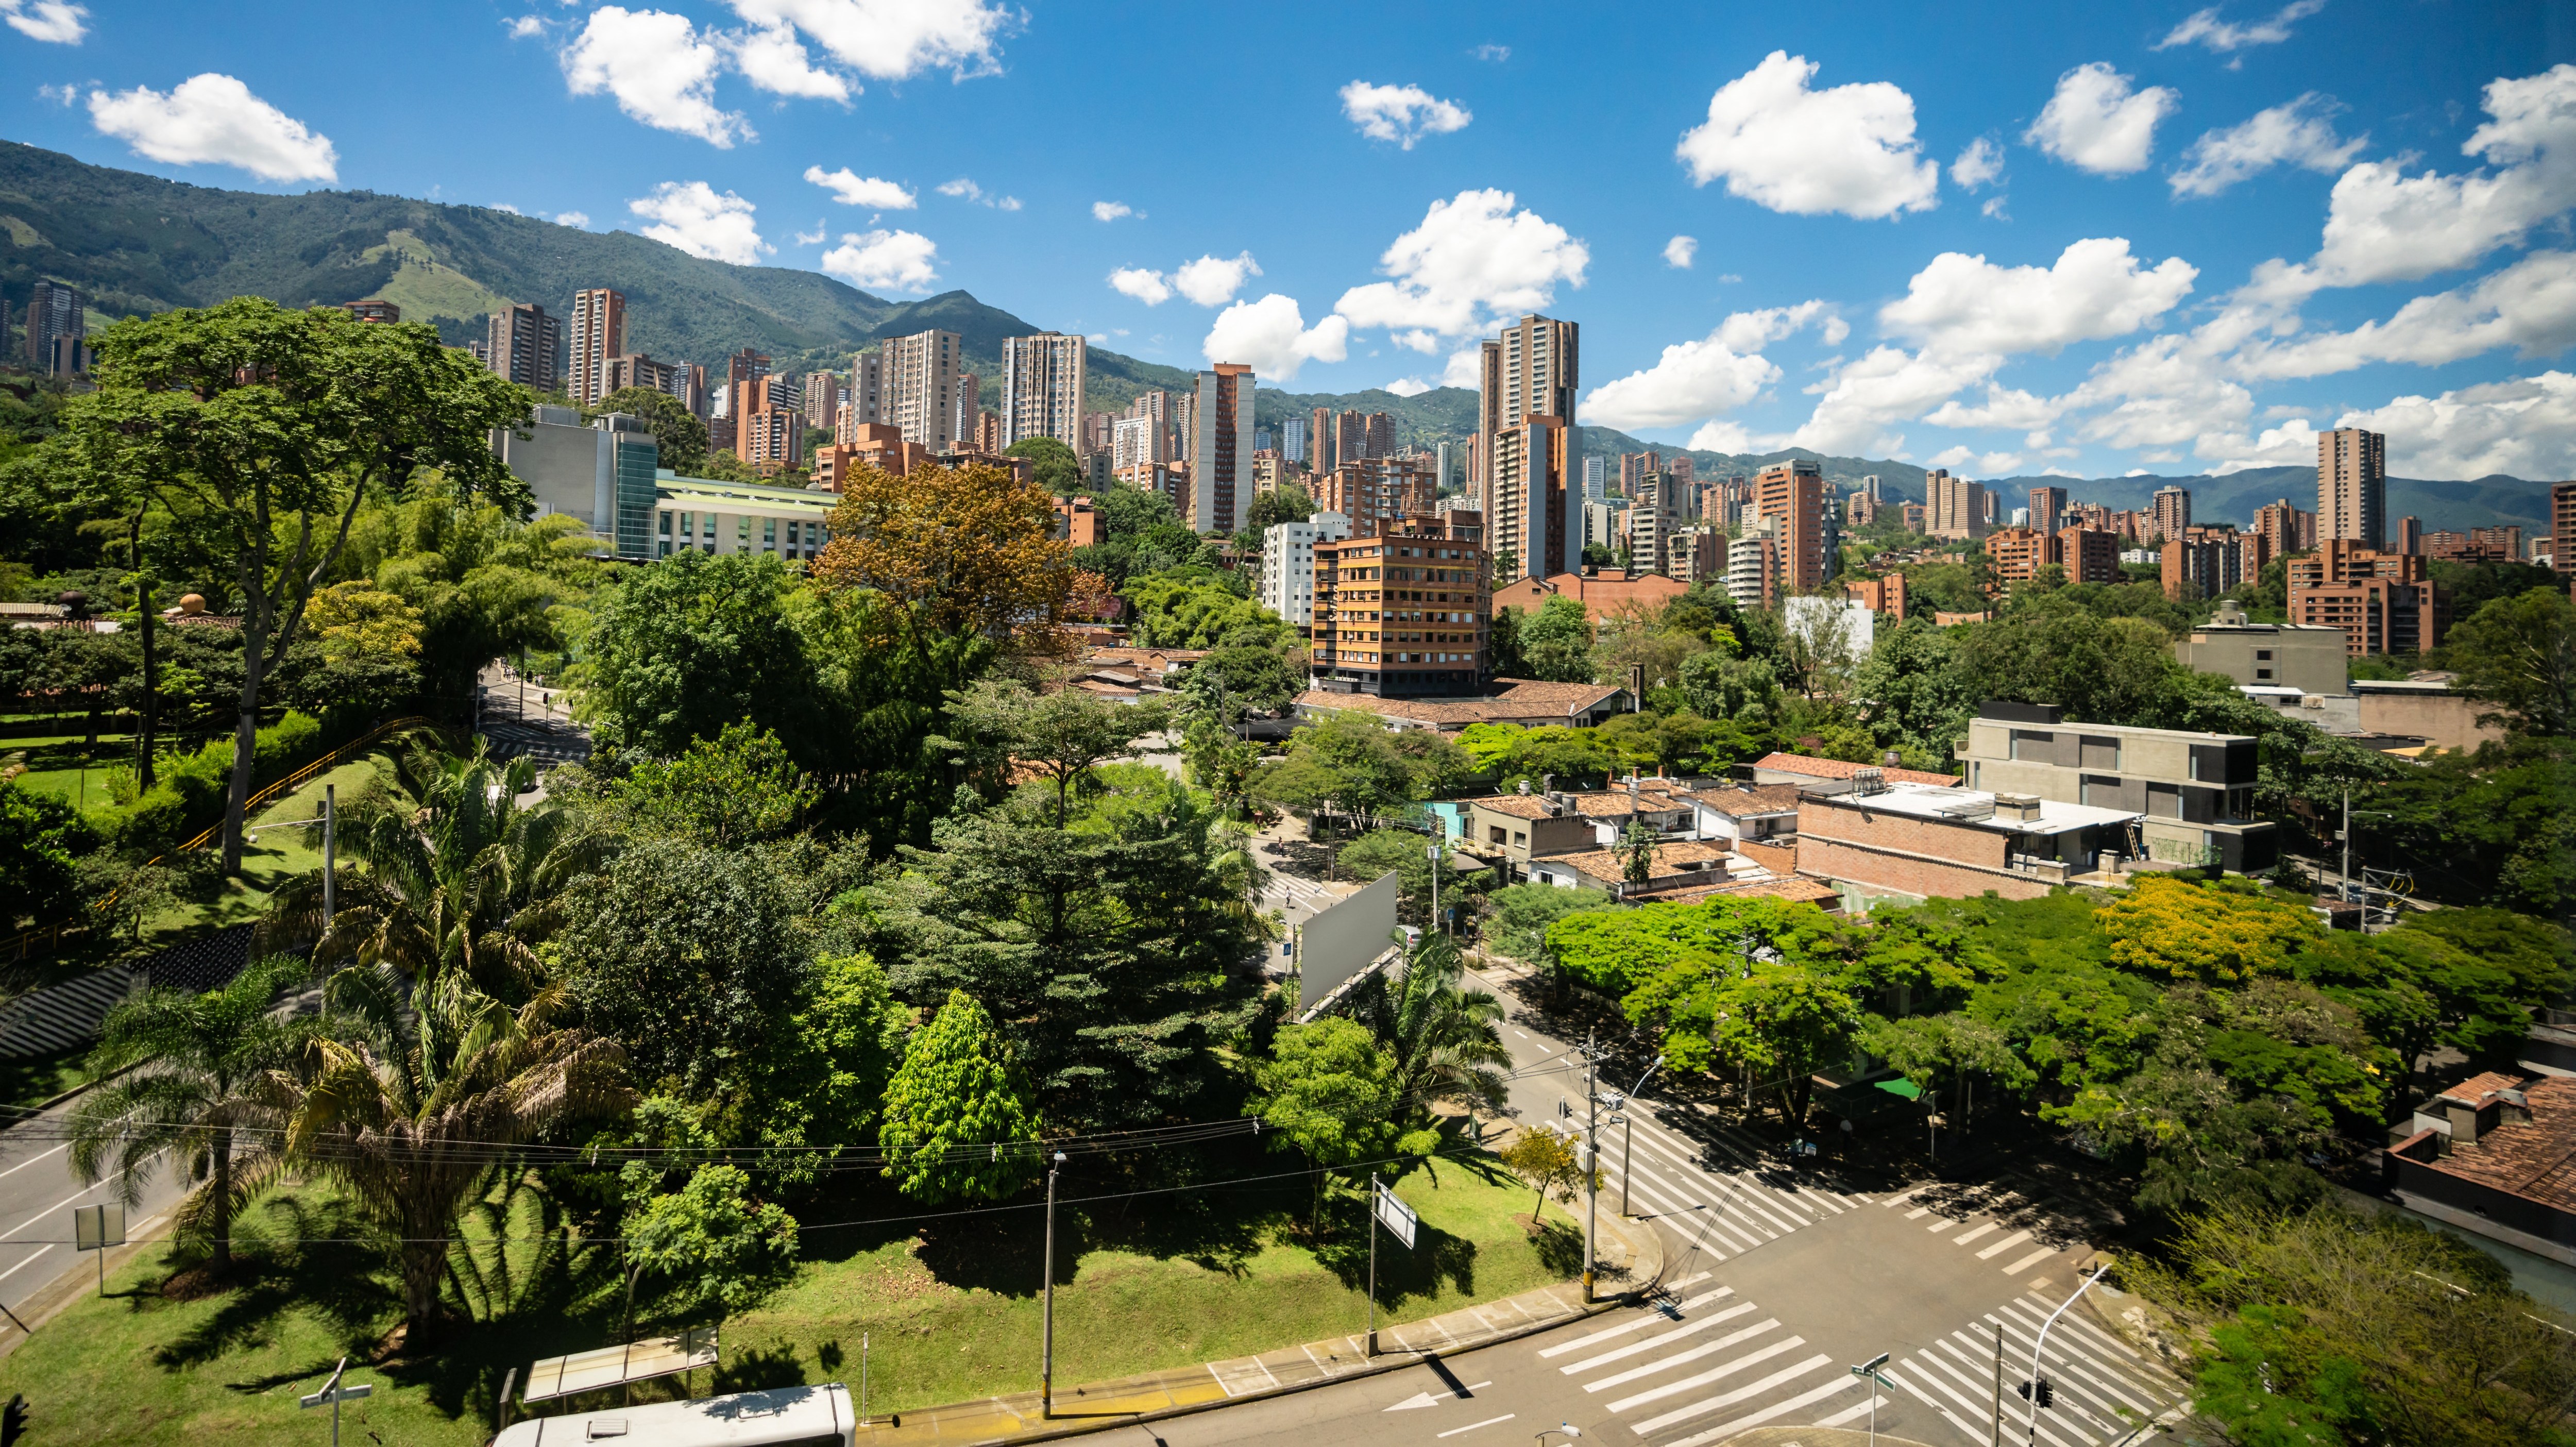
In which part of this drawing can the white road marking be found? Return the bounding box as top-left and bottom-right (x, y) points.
(1952, 1221), (2000, 1247)
(1435, 1414), (1514, 1438)
(1605, 1336), (1806, 1415)
(2002, 1247), (2056, 1275)
(1627, 1350), (1834, 1433)
(1536, 1286), (1727, 1359)
(1579, 1318), (1776, 1393)
(1976, 1229), (2035, 1259)
(1660, 1373), (1868, 1447)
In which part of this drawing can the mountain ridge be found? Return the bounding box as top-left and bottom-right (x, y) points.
(0, 140), (2553, 531)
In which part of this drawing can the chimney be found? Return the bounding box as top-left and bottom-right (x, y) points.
(1541, 773), (1554, 796)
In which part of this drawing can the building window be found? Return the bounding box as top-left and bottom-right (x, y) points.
(1512, 831), (1527, 847)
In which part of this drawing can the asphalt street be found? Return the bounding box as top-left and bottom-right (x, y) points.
(0, 1089), (185, 1334)
(1079, 949), (2184, 1447)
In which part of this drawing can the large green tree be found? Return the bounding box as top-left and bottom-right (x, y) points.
(593, 386), (713, 473)
(2444, 586), (2576, 737)
(1003, 436), (1084, 495)
(33, 298), (530, 872)
(879, 989), (1043, 1203)
(578, 550), (818, 761)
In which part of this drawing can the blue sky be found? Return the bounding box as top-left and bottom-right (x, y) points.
(5, 1), (2572, 480)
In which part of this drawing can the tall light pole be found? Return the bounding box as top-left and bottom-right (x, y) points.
(1040, 1149), (1066, 1418)
(321, 784), (336, 925)
(1580, 1032), (1602, 1301)
(2023, 1263), (2108, 1445)
(1607, 1055), (1664, 1218)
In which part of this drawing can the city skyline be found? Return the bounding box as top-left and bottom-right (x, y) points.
(2, 4), (2566, 486)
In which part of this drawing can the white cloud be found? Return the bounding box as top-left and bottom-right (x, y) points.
(2057, 333), (2257, 453)
(1108, 267), (1173, 306)
(2207, 416), (2320, 474)
(1791, 346), (1999, 455)
(793, 223), (826, 245)
(1092, 200), (1134, 222)
(1202, 294), (1348, 382)
(1439, 348), (1483, 388)
(2234, 250), (2576, 379)
(1926, 446), (2023, 474)
(628, 180), (767, 264)
(1663, 235), (1698, 269)
(1383, 376), (1433, 397)
(36, 83), (74, 105)
(0, 0), (87, 44)
(936, 176), (1018, 209)
(1468, 43), (1510, 62)
(1951, 136), (2004, 190)
(731, 24), (851, 100)
(1922, 385), (2060, 431)
(563, 7), (747, 148)
(723, 0), (1008, 81)
(2027, 62), (2178, 176)
(87, 73), (337, 182)
(1982, 196), (2010, 220)
(492, 203), (523, 215)
(1879, 237), (2197, 358)
(556, 211), (591, 228)
(1675, 51), (1938, 219)
(2335, 371), (2576, 478)
(805, 165), (915, 209)
(1340, 80), (1472, 149)
(821, 228), (939, 291)
(507, 14), (545, 39)
(2170, 93), (2363, 197)
(1172, 251), (1261, 307)
(2156, 0), (2326, 54)
(1686, 419), (1779, 453)
(1333, 188), (1588, 338)
(1583, 302), (1843, 430)
(2281, 64), (2576, 295)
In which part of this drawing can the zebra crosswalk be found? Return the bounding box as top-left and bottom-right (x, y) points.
(1880, 1183), (2067, 1278)
(1530, 1275), (2180, 1447)
(1850, 1292), (2187, 1447)
(1582, 1101), (1871, 1266)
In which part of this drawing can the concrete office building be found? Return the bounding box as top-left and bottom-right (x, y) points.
(1000, 332), (1088, 452)
(2319, 426), (2386, 549)
(882, 329), (969, 449)
(493, 405), (663, 560)
(1958, 701), (2277, 872)
(1187, 363), (1255, 533)
(1257, 510), (1352, 626)
(1756, 460), (1828, 593)
(485, 302), (561, 392)
(1476, 313), (1579, 504)
(1926, 469), (1986, 540)
(567, 289), (624, 407)
(2173, 600), (2351, 696)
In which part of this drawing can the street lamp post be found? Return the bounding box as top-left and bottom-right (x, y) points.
(1040, 1150), (1066, 1418)
(2023, 1263), (2109, 1445)
(1608, 1055), (1665, 1218)
(1534, 1425), (1582, 1446)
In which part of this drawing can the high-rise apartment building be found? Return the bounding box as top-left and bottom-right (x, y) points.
(2289, 540), (2446, 655)
(1258, 510), (1352, 627)
(1308, 405), (1334, 472)
(23, 279), (86, 376)
(2318, 427), (2386, 549)
(1317, 456), (1434, 526)
(2027, 484), (2068, 538)
(1325, 410), (1383, 471)
(882, 330), (968, 448)
(1581, 455), (1607, 501)
(1925, 469), (1987, 541)
(740, 407), (804, 472)
(1476, 314), (1578, 509)
(2552, 482), (2576, 578)
(2395, 515), (2423, 556)
(1435, 441), (1453, 495)
(1728, 525), (1777, 609)
(1283, 416), (1309, 465)
(1310, 516), (1490, 697)
(999, 332), (1088, 451)
(567, 289), (624, 407)
(1111, 415), (1164, 469)
(801, 372), (842, 433)
(1756, 460), (1827, 595)
(2253, 499), (2318, 561)
(1487, 414), (1577, 583)
(2151, 485), (2193, 543)
(1188, 363), (1255, 534)
(2162, 525), (2256, 601)
(1860, 475), (1883, 501)
(1618, 451), (1659, 497)
(485, 302), (562, 392)
(601, 355), (706, 417)
(843, 352), (885, 437)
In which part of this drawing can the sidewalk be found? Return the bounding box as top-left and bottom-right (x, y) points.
(848, 1208), (1666, 1445)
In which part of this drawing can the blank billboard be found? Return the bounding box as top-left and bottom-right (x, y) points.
(1299, 870), (1400, 1011)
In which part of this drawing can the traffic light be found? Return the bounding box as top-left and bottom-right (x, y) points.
(2016, 1381), (2031, 1401)
(2036, 1378), (2055, 1408)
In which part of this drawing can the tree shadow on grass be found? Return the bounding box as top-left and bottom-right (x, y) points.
(711, 1344), (808, 1394)
(1306, 1185), (1480, 1308)
(148, 1196), (396, 1374)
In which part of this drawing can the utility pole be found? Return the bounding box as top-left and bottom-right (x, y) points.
(1428, 841), (1440, 938)
(1582, 1032), (1601, 1301)
(2341, 782), (2352, 903)
(1990, 1321), (2003, 1447)
(1040, 1151), (1064, 1417)
(1608, 1056), (1664, 1218)
(1366, 1170), (1380, 1356)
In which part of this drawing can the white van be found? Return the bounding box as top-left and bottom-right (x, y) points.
(494, 1383), (855, 1445)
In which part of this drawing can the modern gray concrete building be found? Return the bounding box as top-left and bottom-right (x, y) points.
(2172, 601), (2351, 696)
(1956, 700), (2278, 872)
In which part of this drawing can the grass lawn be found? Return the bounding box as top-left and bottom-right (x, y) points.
(0, 1148), (1583, 1445)
(2, 732), (139, 812)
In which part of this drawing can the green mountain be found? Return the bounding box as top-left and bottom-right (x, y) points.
(1987, 466), (2556, 534)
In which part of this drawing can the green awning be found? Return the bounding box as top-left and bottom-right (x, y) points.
(1874, 1078), (1923, 1101)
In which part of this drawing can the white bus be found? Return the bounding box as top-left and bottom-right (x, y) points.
(494, 1383), (855, 1445)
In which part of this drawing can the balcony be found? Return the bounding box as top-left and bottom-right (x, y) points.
(2006, 853), (2072, 884)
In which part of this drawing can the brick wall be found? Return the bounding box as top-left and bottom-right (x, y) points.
(1737, 839), (1798, 877)
(1793, 800), (2052, 902)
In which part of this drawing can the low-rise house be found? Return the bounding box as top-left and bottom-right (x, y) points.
(1749, 752), (1962, 792)
(1527, 838), (1748, 895)
(2385, 1071), (2576, 1257)
(1463, 792), (1595, 872)
(1689, 783), (1804, 843)
(1793, 780), (2142, 903)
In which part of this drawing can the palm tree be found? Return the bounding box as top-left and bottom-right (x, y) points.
(283, 961), (632, 1343)
(261, 735), (608, 1008)
(1354, 935), (1513, 1121)
(67, 954), (315, 1276)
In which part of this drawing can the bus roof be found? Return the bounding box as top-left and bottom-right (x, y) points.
(494, 1383), (848, 1446)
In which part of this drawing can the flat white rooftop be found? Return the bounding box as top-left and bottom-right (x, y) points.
(1826, 782), (2139, 835)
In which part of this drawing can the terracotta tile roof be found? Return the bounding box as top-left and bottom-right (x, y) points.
(1488, 678), (1628, 713)
(2437, 1070), (2527, 1107)
(1463, 794), (1562, 819)
(1539, 839), (1738, 886)
(1752, 751), (1961, 786)
(2412, 1074), (2576, 1213)
(1564, 786), (1693, 818)
(1692, 783), (1805, 818)
(1087, 646), (1207, 672)
(1631, 874), (1844, 907)
(1291, 681), (1624, 729)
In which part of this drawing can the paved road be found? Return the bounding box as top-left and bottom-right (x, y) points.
(1106, 945), (2183, 1447)
(0, 1091), (186, 1332)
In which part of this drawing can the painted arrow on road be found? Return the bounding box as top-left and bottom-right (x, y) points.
(1384, 1381), (1492, 1410)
